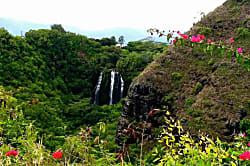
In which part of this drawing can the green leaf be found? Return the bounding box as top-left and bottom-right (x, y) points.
(209, 45), (214, 56)
(153, 157), (161, 162)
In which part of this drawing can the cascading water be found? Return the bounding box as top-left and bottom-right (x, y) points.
(93, 71), (124, 105)
(93, 72), (103, 105)
(109, 71), (115, 105)
(120, 76), (124, 99)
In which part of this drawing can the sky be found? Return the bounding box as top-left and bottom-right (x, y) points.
(0, 0), (227, 32)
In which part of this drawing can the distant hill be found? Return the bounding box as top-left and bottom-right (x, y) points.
(0, 17), (166, 42)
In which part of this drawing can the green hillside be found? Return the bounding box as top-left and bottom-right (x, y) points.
(0, 0), (249, 165)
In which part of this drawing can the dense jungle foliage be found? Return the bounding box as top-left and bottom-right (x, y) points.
(0, 25), (167, 151)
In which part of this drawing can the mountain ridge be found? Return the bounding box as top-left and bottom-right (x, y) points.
(0, 17), (166, 42)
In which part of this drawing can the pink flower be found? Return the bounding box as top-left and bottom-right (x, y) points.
(191, 36), (196, 42)
(6, 150), (18, 157)
(173, 40), (176, 43)
(230, 38), (234, 43)
(169, 41), (172, 44)
(239, 151), (250, 161)
(208, 39), (211, 43)
(248, 142), (250, 147)
(177, 31), (180, 34)
(237, 48), (243, 53)
(52, 151), (63, 159)
(191, 35), (201, 43)
(195, 37), (201, 42)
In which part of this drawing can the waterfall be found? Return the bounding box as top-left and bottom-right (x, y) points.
(109, 71), (115, 105)
(93, 71), (124, 105)
(120, 75), (124, 99)
(93, 72), (103, 105)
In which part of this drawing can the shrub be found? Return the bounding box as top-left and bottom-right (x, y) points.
(151, 111), (250, 166)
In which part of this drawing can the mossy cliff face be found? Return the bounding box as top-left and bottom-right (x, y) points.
(117, 0), (250, 143)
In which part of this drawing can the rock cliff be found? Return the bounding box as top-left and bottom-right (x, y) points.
(117, 0), (250, 144)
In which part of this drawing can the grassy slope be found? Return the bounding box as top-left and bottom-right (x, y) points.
(131, 0), (250, 141)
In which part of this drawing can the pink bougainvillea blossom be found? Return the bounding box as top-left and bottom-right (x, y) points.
(191, 36), (196, 42)
(6, 150), (18, 157)
(237, 48), (243, 53)
(230, 38), (234, 43)
(195, 37), (201, 42)
(208, 39), (211, 43)
(239, 151), (250, 161)
(191, 35), (202, 43)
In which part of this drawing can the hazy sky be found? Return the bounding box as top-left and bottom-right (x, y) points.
(1, 0), (226, 31)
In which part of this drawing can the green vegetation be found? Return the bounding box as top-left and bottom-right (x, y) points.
(198, 26), (213, 35)
(172, 72), (182, 80)
(192, 82), (203, 94)
(185, 97), (196, 109)
(0, 26), (167, 150)
(0, 0), (250, 165)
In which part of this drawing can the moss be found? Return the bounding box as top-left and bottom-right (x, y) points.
(236, 27), (250, 39)
(195, 117), (202, 123)
(171, 72), (182, 80)
(214, 104), (220, 110)
(151, 63), (160, 70)
(216, 18), (223, 23)
(185, 97), (196, 109)
(230, 6), (241, 13)
(163, 60), (171, 67)
(198, 26), (213, 35)
(203, 100), (213, 107)
(162, 93), (176, 105)
(187, 109), (203, 117)
(192, 82), (203, 94)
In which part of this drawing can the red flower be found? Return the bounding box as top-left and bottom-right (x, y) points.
(208, 39), (211, 43)
(200, 35), (205, 40)
(52, 151), (63, 159)
(150, 32), (153, 36)
(239, 151), (250, 161)
(230, 38), (234, 43)
(6, 150), (18, 157)
(173, 40), (176, 43)
(180, 34), (189, 39)
(177, 31), (180, 34)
